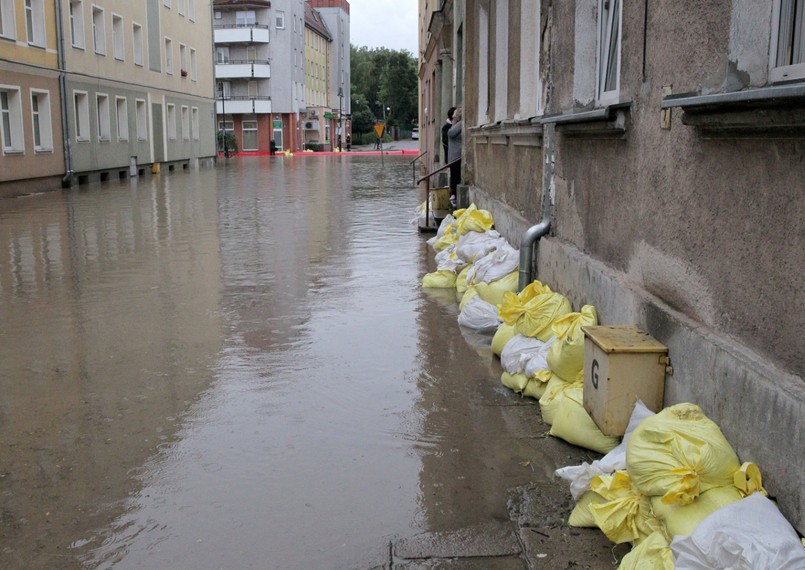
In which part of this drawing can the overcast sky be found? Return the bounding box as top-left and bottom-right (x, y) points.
(348, 0), (419, 55)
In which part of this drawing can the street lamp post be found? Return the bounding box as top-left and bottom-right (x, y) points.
(218, 82), (228, 158)
(337, 87), (343, 151)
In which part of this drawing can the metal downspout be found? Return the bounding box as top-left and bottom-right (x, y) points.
(518, 122), (554, 291)
(55, 0), (73, 187)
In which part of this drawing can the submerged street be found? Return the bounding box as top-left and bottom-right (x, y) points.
(0, 156), (611, 569)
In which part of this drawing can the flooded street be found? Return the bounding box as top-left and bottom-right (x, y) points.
(0, 156), (567, 569)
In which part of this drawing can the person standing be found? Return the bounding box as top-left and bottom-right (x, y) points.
(447, 107), (462, 204)
(441, 107), (456, 163)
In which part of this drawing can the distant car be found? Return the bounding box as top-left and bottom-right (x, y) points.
(411, 127), (419, 140)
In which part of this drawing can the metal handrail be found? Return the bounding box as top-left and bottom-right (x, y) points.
(410, 151), (427, 184)
(417, 158), (461, 230)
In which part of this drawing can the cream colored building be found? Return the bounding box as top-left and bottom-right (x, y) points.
(303, 1), (331, 149)
(61, 0), (216, 184)
(0, 0), (65, 197)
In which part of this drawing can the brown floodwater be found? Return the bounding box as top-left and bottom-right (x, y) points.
(0, 156), (557, 569)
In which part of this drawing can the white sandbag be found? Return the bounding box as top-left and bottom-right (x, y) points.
(556, 400), (655, 500)
(524, 335), (557, 378)
(412, 201), (437, 228)
(457, 293), (502, 332)
(671, 493), (805, 569)
(436, 213), (455, 237)
(466, 242), (519, 284)
(435, 244), (467, 272)
(456, 230), (505, 263)
(500, 334), (549, 375)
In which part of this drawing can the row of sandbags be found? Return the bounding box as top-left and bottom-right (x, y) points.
(557, 401), (805, 568)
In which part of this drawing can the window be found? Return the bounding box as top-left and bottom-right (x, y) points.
(164, 37), (173, 74)
(96, 93), (110, 140)
(69, 0), (84, 48)
(0, 0), (18, 40)
(214, 10), (221, 20)
(188, 0), (195, 21)
(771, 0), (805, 81)
(181, 105), (189, 140)
(217, 81), (231, 98)
(476, 4), (490, 124)
(519, 0), (542, 117)
(218, 120), (233, 131)
(1, 87), (24, 153)
(236, 10), (256, 27)
(166, 103), (176, 139)
(163, 0), (170, 7)
(216, 46), (229, 64)
(178, 0), (185, 16)
(494, 0), (509, 121)
(190, 48), (197, 80)
(25, 0), (45, 47)
(135, 99), (147, 140)
(116, 97), (128, 141)
(112, 14), (124, 60)
(30, 90), (53, 151)
(242, 119), (258, 150)
(73, 91), (89, 141)
(191, 106), (199, 140)
(276, 11), (285, 29)
(92, 5), (105, 54)
(133, 23), (143, 66)
(597, 0), (621, 104)
(248, 80), (258, 98)
(179, 43), (187, 76)
(247, 46), (256, 62)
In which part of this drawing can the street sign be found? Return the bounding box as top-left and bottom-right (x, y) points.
(374, 124), (385, 138)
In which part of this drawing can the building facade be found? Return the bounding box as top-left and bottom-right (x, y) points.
(62, 0), (216, 184)
(422, 0), (805, 534)
(303, 2), (332, 150)
(0, 0), (66, 197)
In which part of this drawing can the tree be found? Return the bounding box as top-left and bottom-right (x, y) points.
(351, 45), (417, 128)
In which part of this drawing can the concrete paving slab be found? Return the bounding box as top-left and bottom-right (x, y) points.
(519, 526), (630, 569)
(393, 522), (521, 559)
(396, 556), (527, 569)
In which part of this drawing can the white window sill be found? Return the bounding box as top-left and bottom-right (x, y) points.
(540, 102), (631, 138)
(118, 138), (128, 143)
(2, 148), (24, 155)
(99, 137), (110, 142)
(76, 137), (90, 143)
(34, 147), (53, 154)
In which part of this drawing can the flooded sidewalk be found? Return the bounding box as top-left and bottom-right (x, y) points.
(0, 156), (613, 569)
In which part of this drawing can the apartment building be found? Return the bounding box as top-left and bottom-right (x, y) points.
(62, 0), (216, 183)
(303, 2), (331, 150)
(0, 0), (65, 197)
(422, 0), (805, 534)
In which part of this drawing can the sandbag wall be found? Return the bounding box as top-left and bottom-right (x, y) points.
(420, 207), (805, 569)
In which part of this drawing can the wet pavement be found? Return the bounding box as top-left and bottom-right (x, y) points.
(0, 155), (617, 569)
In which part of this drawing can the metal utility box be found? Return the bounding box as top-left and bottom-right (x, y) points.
(582, 326), (668, 436)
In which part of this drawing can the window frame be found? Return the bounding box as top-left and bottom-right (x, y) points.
(96, 93), (110, 141)
(69, 0), (85, 48)
(188, 0), (195, 21)
(25, 0), (46, 47)
(191, 106), (199, 140)
(0, 0), (18, 40)
(73, 90), (90, 142)
(236, 10), (256, 27)
(135, 98), (147, 141)
(770, 0), (805, 82)
(92, 4), (105, 55)
(596, 0), (622, 105)
(164, 37), (173, 75)
(112, 13), (124, 61)
(190, 48), (197, 81)
(166, 103), (176, 140)
(0, 86), (24, 154)
(181, 105), (189, 140)
(115, 96), (128, 141)
(30, 89), (53, 152)
(275, 11), (285, 29)
(242, 119), (258, 150)
(132, 22), (144, 66)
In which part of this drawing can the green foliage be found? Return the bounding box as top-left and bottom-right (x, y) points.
(351, 45), (417, 130)
(217, 130), (237, 154)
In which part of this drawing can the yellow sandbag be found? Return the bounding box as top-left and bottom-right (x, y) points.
(522, 370), (550, 400)
(422, 269), (457, 288)
(433, 226), (457, 252)
(568, 490), (605, 528)
(546, 305), (598, 381)
(538, 372), (575, 425)
(626, 403), (741, 506)
(650, 486), (743, 538)
(550, 386), (620, 455)
(590, 471), (661, 544)
(618, 531), (675, 570)
(451, 202), (476, 220)
(514, 292), (573, 341)
(459, 286), (478, 311)
(501, 371), (529, 393)
(491, 323), (517, 356)
(475, 270), (519, 307)
(497, 281), (554, 326)
(734, 462), (767, 497)
(454, 208), (494, 236)
(456, 264), (473, 295)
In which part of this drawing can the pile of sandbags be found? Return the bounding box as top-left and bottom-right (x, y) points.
(556, 402), (805, 569)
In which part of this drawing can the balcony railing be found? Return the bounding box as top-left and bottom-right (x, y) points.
(214, 25), (270, 44)
(216, 97), (272, 115)
(216, 61), (271, 79)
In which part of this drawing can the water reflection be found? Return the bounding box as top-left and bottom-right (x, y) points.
(1, 155), (555, 570)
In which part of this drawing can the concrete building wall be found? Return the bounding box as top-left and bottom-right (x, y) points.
(454, 0), (805, 533)
(308, 0), (350, 115)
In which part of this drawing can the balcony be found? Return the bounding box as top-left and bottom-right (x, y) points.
(216, 60), (271, 79)
(216, 96), (272, 115)
(214, 25), (270, 44)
